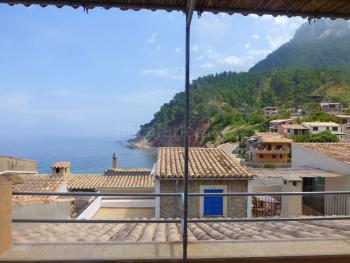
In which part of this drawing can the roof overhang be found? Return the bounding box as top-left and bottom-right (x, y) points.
(1, 0), (350, 20)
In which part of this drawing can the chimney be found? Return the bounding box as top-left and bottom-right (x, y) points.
(51, 162), (71, 176)
(112, 153), (117, 169)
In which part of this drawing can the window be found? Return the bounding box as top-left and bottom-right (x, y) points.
(259, 154), (264, 158)
(55, 168), (60, 173)
(280, 154), (283, 159)
(276, 144), (282, 150)
(313, 127), (318, 131)
(326, 127), (329, 130)
(272, 154), (276, 159)
(332, 127), (338, 131)
(203, 189), (224, 216)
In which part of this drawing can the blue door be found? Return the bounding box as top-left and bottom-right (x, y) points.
(203, 189), (224, 216)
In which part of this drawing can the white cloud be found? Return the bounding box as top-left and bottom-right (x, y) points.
(141, 67), (184, 80)
(244, 43), (251, 49)
(217, 55), (242, 66)
(252, 34), (260, 39)
(0, 93), (30, 111)
(274, 16), (289, 25)
(200, 62), (215, 69)
(191, 45), (198, 52)
(266, 35), (291, 50)
(156, 45), (161, 51)
(175, 47), (181, 53)
(147, 33), (157, 44)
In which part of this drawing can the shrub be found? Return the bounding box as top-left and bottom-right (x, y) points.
(223, 132), (237, 143)
(294, 130), (339, 143)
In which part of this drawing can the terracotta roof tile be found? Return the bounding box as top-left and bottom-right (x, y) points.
(156, 147), (252, 179)
(295, 143), (350, 165)
(67, 171), (154, 191)
(12, 220), (350, 243)
(51, 162), (71, 168)
(302, 122), (340, 127)
(11, 174), (66, 203)
(255, 133), (293, 143)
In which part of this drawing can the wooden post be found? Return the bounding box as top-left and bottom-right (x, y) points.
(0, 179), (12, 254)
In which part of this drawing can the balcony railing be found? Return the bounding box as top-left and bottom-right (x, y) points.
(254, 148), (289, 154)
(11, 190), (350, 261)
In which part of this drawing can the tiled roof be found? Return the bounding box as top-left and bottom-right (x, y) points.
(4, 0), (350, 20)
(281, 124), (309, 130)
(255, 133), (293, 143)
(12, 174), (66, 202)
(105, 168), (152, 176)
(336, 115), (350, 119)
(296, 143), (350, 165)
(67, 173), (154, 191)
(51, 162), (71, 168)
(270, 118), (294, 124)
(156, 147), (252, 179)
(302, 122), (340, 127)
(13, 220), (350, 243)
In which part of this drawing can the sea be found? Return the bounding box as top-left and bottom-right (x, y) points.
(0, 136), (157, 174)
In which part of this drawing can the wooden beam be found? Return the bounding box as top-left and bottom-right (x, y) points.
(186, 0), (196, 26)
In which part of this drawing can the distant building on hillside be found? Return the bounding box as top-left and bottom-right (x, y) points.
(336, 115), (350, 136)
(320, 102), (343, 114)
(302, 122), (345, 140)
(286, 108), (303, 116)
(246, 133), (292, 164)
(269, 118), (297, 132)
(278, 124), (309, 138)
(155, 147), (253, 218)
(264, 107), (278, 117)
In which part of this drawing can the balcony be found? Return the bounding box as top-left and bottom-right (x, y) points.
(254, 148), (290, 154)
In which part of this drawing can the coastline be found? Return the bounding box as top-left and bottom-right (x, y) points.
(128, 137), (154, 150)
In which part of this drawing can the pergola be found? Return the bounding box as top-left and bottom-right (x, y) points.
(2, 1), (350, 262)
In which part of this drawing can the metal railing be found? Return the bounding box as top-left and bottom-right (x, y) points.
(11, 190), (350, 260)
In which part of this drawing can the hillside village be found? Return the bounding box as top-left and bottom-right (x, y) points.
(2, 5), (350, 263)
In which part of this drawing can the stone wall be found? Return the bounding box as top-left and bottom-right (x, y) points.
(0, 156), (37, 172)
(159, 179), (248, 218)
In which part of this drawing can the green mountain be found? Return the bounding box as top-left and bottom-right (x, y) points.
(134, 20), (350, 147)
(250, 19), (350, 72)
(135, 69), (350, 147)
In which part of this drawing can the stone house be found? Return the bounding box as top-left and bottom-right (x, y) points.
(246, 133), (292, 164)
(154, 147), (253, 218)
(269, 118), (297, 133)
(278, 124), (309, 138)
(302, 121), (345, 140)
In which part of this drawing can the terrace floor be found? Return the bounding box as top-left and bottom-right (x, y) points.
(1, 220), (350, 262)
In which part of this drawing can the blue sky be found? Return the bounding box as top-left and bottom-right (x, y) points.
(0, 5), (305, 139)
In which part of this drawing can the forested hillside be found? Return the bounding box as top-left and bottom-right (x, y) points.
(250, 19), (350, 72)
(135, 69), (350, 147)
(134, 19), (350, 147)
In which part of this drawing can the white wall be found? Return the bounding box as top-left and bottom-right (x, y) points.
(292, 144), (350, 176)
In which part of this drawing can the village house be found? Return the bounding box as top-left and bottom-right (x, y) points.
(302, 121), (345, 140)
(246, 133), (292, 164)
(65, 154), (154, 219)
(264, 106), (278, 118)
(292, 143), (350, 215)
(336, 114), (350, 136)
(286, 108), (303, 116)
(320, 102), (343, 114)
(155, 147), (253, 218)
(278, 124), (309, 138)
(269, 118), (297, 132)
